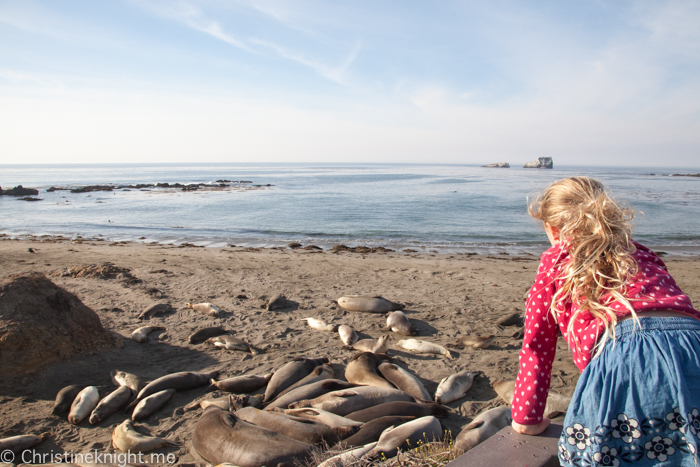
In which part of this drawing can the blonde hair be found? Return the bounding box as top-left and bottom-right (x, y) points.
(528, 177), (638, 354)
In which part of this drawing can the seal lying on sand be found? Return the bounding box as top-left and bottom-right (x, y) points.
(365, 416), (443, 460)
(68, 386), (100, 425)
(111, 370), (144, 393)
(289, 386), (414, 416)
(132, 388), (175, 421)
(209, 374), (272, 393)
(345, 353), (393, 389)
(377, 362), (431, 401)
(131, 325), (164, 343)
(281, 408), (364, 429)
(189, 326), (228, 344)
(317, 442), (377, 467)
(346, 334), (390, 354)
(0, 432), (50, 454)
(395, 339), (454, 359)
(302, 317), (338, 332)
(263, 357), (329, 404)
(337, 296), (405, 313)
(384, 311), (417, 335)
(267, 294), (287, 311)
(335, 415), (415, 448)
(52, 384), (85, 415)
(274, 364), (335, 399)
(207, 335), (258, 355)
(112, 419), (179, 453)
(448, 334), (495, 349)
(138, 302), (171, 320)
(265, 380), (355, 411)
(345, 400), (448, 422)
(192, 406), (313, 467)
(338, 325), (359, 345)
(186, 302), (221, 317)
(128, 370), (219, 409)
(90, 385), (133, 424)
(434, 369), (478, 404)
(453, 406), (512, 454)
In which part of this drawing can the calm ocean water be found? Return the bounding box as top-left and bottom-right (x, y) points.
(1, 163), (698, 254)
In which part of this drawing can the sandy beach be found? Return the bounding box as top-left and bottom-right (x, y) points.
(1, 237), (698, 466)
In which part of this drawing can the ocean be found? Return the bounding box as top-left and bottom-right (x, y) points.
(1, 163), (698, 255)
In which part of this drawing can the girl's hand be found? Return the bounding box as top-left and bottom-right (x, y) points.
(511, 418), (551, 435)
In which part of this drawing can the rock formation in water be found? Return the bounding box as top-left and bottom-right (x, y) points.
(523, 157), (553, 169)
(482, 163), (510, 168)
(0, 185), (40, 196)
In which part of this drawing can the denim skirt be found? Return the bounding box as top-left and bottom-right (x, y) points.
(558, 317), (700, 466)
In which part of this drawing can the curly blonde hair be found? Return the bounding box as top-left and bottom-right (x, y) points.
(528, 177), (638, 354)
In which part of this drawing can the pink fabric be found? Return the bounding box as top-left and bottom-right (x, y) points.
(512, 240), (699, 425)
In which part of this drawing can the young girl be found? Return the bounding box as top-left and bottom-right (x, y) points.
(511, 177), (700, 466)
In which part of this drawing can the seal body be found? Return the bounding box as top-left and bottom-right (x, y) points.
(434, 369), (477, 404)
(349, 334), (390, 354)
(377, 362), (431, 401)
(89, 385), (133, 424)
(281, 408), (364, 428)
(366, 416), (442, 460)
(265, 379), (355, 411)
(303, 317), (337, 332)
(337, 415), (415, 448)
(138, 302), (171, 320)
(189, 326), (228, 344)
(317, 442), (377, 467)
(384, 311), (417, 335)
(111, 370), (144, 393)
(210, 374), (272, 393)
(496, 311), (521, 327)
(52, 384), (84, 415)
(68, 386), (100, 425)
(112, 419), (179, 453)
(186, 302), (220, 317)
(208, 335), (257, 355)
(192, 407), (313, 467)
(345, 401), (448, 422)
(132, 388), (176, 421)
(337, 296), (404, 313)
(395, 339), (453, 359)
(338, 325), (358, 345)
(345, 353), (393, 389)
(131, 325), (164, 343)
(263, 357), (329, 403)
(453, 406), (512, 454)
(275, 364), (335, 399)
(290, 386), (414, 416)
(130, 370), (219, 408)
(0, 432), (50, 454)
(267, 294), (287, 311)
(450, 334), (494, 349)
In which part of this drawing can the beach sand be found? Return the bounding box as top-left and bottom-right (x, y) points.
(1, 238), (698, 465)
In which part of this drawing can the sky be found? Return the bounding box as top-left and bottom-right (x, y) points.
(1, 0), (699, 167)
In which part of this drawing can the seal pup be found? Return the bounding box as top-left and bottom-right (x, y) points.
(383, 311), (417, 336)
(338, 325), (358, 345)
(111, 370), (144, 393)
(112, 419), (179, 453)
(345, 353), (394, 389)
(131, 325), (164, 343)
(68, 386), (100, 425)
(302, 317), (338, 332)
(263, 357), (329, 404)
(365, 416), (442, 460)
(0, 432), (50, 454)
(185, 395), (231, 412)
(434, 370), (478, 404)
(265, 380), (355, 411)
(346, 334), (390, 354)
(189, 326), (228, 344)
(207, 335), (258, 355)
(289, 386), (415, 416)
(395, 339), (453, 359)
(234, 407), (354, 445)
(453, 406), (512, 454)
(137, 302), (171, 320)
(337, 296), (405, 313)
(345, 400), (448, 422)
(129, 370), (219, 409)
(281, 408), (364, 428)
(335, 416), (415, 449)
(496, 311), (521, 327)
(132, 388), (176, 421)
(186, 302), (221, 317)
(377, 362), (431, 401)
(229, 393), (264, 410)
(274, 364), (335, 399)
(448, 334), (494, 349)
(208, 374), (272, 394)
(267, 294), (287, 311)
(192, 406), (313, 467)
(52, 384), (85, 415)
(317, 442), (377, 467)
(90, 385), (133, 424)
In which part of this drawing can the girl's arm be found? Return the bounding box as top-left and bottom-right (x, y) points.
(511, 251), (560, 428)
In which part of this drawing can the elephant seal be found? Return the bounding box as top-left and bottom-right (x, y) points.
(129, 370), (219, 409)
(453, 406), (512, 454)
(384, 311), (417, 336)
(207, 335), (258, 355)
(90, 385), (133, 424)
(302, 317), (337, 332)
(137, 302), (171, 320)
(434, 370), (477, 404)
(189, 326), (228, 344)
(496, 311), (521, 327)
(230, 393), (264, 410)
(186, 302), (221, 317)
(263, 357), (329, 404)
(347, 334), (390, 354)
(132, 388), (176, 421)
(192, 406), (313, 467)
(338, 325), (358, 345)
(52, 384), (85, 415)
(493, 380), (571, 417)
(336, 416), (415, 448)
(449, 334), (494, 349)
(365, 416), (442, 460)
(275, 364), (335, 399)
(289, 386), (414, 416)
(112, 419), (179, 453)
(111, 370), (144, 393)
(281, 408), (364, 428)
(185, 395), (231, 412)
(68, 386), (100, 425)
(345, 400), (448, 422)
(337, 296), (405, 313)
(234, 407), (355, 445)
(377, 362), (431, 401)
(345, 353), (393, 389)
(267, 294), (287, 311)
(131, 325), (164, 343)
(265, 380), (355, 411)
(317, 442), (377, 467)
(395, 339), (453, 359)
(209, 373), (272, 393)
(0, 432), (50, 454)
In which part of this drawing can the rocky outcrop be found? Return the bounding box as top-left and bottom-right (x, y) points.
(523, 157), (553, 169)
(482, 163), (510, 168)
(0, 273), (113, 377)
(0, 185), (39, 196)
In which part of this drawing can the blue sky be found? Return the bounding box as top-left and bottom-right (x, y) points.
(1, 0), (699, 166)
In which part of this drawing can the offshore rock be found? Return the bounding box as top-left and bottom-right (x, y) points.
(523, 157), (553, 169)
(0, 185), (39, 196)
(482, 162), (510, 168)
